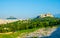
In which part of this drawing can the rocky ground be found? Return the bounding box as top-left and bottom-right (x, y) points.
(17, 27), (57, 38)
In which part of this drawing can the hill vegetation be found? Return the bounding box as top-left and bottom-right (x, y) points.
(0, 17), (60, 33)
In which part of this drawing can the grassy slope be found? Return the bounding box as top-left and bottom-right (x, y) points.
(0, 26), (58, 38)
(0, 28), (39, 38)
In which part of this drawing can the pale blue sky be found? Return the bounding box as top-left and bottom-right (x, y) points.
(0, 0), (60, 19)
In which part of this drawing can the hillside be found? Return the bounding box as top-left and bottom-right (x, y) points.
(0, 17), (60, 32)
(0, 17), (60, 38)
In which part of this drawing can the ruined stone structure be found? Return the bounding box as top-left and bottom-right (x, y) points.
(40, 13), (54, 18)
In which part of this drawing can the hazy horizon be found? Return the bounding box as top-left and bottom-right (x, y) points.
(0, 0), (60, 19)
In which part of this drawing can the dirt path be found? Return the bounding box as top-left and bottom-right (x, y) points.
(0, 32), (13, 34)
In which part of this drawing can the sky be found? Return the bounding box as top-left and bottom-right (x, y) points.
(0, 0), (60, 19)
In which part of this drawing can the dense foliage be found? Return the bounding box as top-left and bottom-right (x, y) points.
(0, 17), (60, 33)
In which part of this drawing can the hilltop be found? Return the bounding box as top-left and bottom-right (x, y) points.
(37, 13), (54, 18)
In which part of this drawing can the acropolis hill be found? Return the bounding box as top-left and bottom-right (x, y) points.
(0, 13), (54, 24)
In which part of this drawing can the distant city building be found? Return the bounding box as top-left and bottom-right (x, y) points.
(0, 19), (18, 24)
